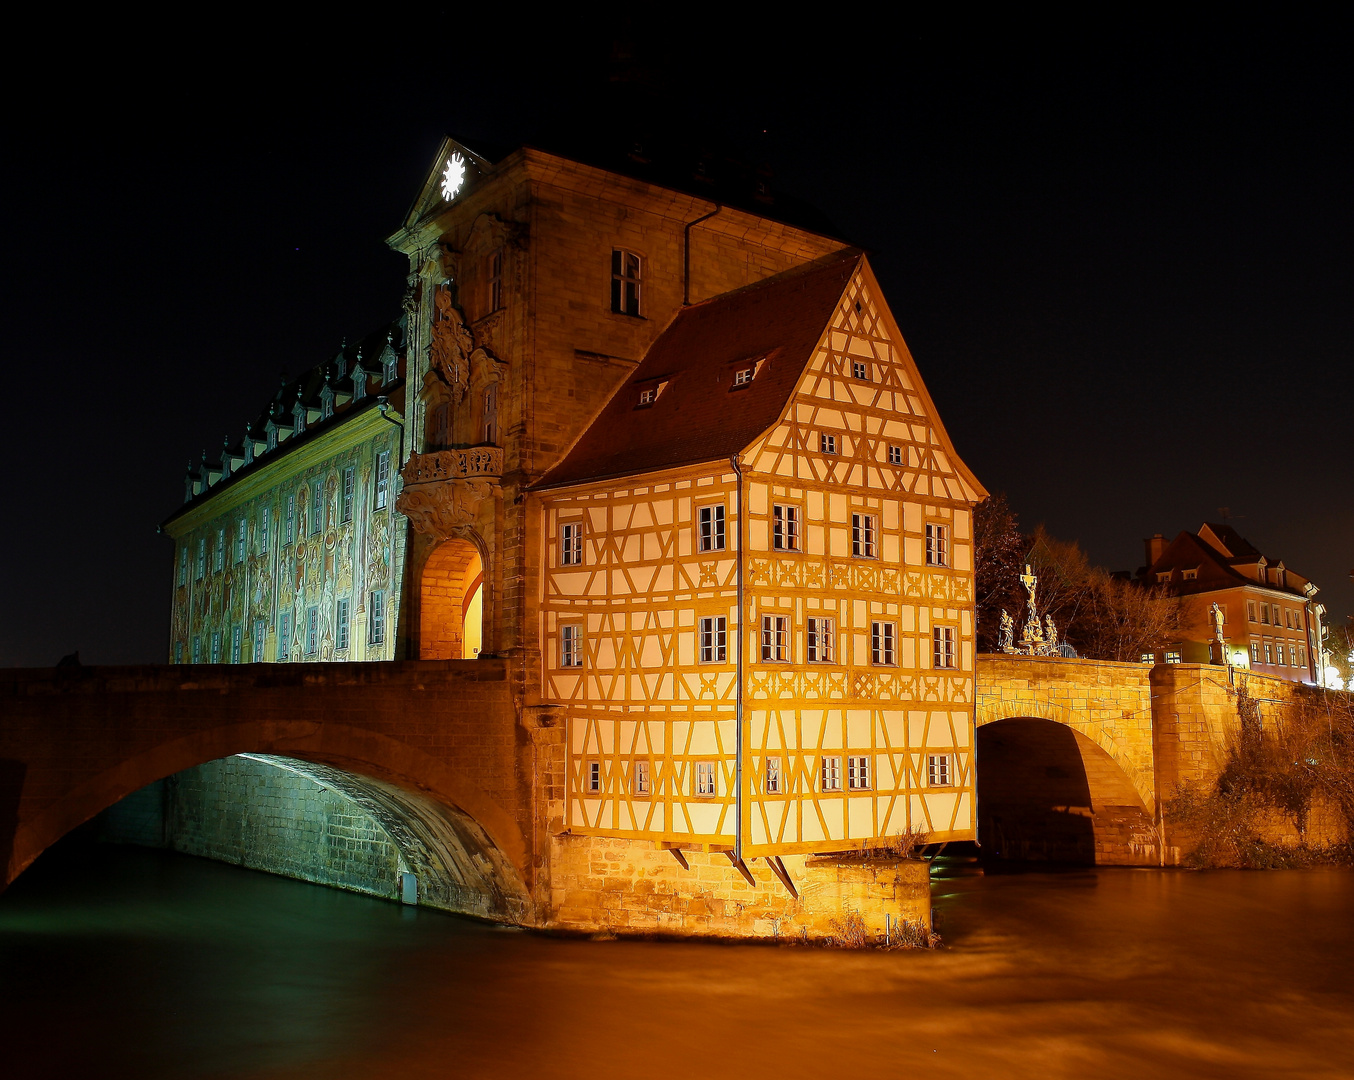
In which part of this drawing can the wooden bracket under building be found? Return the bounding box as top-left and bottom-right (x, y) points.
(725, 851), (756, 887)
(764, 856), (798, 899)
(667, 848), (689, 870)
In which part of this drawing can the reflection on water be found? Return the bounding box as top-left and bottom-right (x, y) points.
(3, 841), (1354, 1079)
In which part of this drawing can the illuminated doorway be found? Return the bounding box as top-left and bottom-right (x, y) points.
(420, 538), (484, 659)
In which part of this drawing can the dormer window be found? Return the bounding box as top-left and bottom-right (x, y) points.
(265, 420), (278, 452)
(243, 429), (255, 466)
(381, 336), (398, 385)
(635, 379), (669, 407)
(1182, 568), (1198, 580)
(729, 356), (766, 389)
(352, 365), (368, 402)
(293, 400), (306, 437)
(1156, 571), (1171, 583)
(320, 382), (335, 420)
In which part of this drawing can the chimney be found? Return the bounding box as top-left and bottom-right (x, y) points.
(1144, 534), (1168, 568)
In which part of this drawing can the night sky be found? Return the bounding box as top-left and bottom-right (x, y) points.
(4, 16), (1349, 667)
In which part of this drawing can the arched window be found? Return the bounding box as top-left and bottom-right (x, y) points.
(482, 384), (498, 445)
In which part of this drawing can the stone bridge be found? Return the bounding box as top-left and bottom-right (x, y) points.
(2, 654), (1280, 923)
(0, 660), (561, 921)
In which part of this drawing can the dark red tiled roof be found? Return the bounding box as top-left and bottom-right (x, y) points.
(534, 250), (863, 491)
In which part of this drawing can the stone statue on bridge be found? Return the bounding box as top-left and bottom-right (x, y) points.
(999, 609), (1015, 653)
(1001, 566), (1064, 657)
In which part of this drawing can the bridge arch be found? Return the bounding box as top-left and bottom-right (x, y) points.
(975, 715), (1159, 865)
(8, 718), (530, 920)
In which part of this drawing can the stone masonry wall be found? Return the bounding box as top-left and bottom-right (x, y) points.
(167, 756), (404, 901)
(551, 835), (930, 941)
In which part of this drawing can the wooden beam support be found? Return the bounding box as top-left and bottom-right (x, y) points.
(725, 850), (756, 886)
(765, 855), (798, 899)
(668, 847), (689, 870)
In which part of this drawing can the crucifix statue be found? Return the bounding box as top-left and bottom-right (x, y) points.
(1019, 563), (1044, 648)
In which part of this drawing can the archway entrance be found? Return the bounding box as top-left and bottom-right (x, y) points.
(977, 718), (1158, 865)
(420, 538), (483, 659)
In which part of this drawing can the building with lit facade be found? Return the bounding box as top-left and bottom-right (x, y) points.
(166, 134), (986, 867)
(1138, 522), (1325, 684)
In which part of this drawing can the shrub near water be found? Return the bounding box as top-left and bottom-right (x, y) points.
(1168, 682), (1354, 868)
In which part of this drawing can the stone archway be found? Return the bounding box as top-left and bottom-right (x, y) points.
(976, 717), (1159, 865)
(419, 537), (484, 659)
(96, 752), (526, 920)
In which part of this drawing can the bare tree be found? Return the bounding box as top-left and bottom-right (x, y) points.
(973, 493), (1026, 652)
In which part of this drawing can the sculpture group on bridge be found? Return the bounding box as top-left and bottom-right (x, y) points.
(999, 564), (1068, 658)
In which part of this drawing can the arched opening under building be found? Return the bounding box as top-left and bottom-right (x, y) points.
(420, 538), (483, 659)
(976, 718), (1158, 865)
(90, 754), (526, 921)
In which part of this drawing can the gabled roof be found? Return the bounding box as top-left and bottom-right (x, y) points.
(1144, 526), (1312, 599)
(533, 250), (863, 491)
(1198, 521), (1263, 561)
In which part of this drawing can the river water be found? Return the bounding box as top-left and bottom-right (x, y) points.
(3, 841), (1353, 1079)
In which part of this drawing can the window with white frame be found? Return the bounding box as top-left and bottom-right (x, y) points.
(230, 625), (242, 664)
(560, 624), (582, 667)
(341, 466), (355, 524)
(933, 626), (956, 669)
(925, 523), (949, 567)
(178, 547), (188, 586)
(1264, 640), (1273, 664)
(852, 513), (876, 558)
(632, 758), (650, 797)
(872, 621), (896, 666)
(174, 641), (184, 665)
(731, 365), (755, 387)
(210, 631), (222, 664)
(259, 509), (270, 553)
(1249, 640), (1260, 663)
(761, 615), (789, 661)
(375, 451), (391, 511)
(820, 433), (837, 455)
(1140, 652), (1155, 664)
(699, 504), (726, 552)
(1293, 610), (1304, 630)
(698, 616), (727, 663)
(235, 519), (246, 564)
(772, 504), (799, 551)
(253, 619), (266, 663)
(851, 359), (871, 381)
(310, 482), (323, 535)
(285, 494), (296, 545)
(888, 445), (903, 466)
(586, 760), (601, 793)
(848, 756), (871, 790)
(195, 538), (206, 580)
(927, 754), (953, 787)
(611, 249), (642, 316)
(1182, 568), (1197, 580)
(806, 617), (835, 663)
(764, 757), (782, 794)
(1247, 600), (1257, 622)
(695, 761), (717, 796)
(560, 521), (583, 566)
(336, 598), (350, 651)
(1260, 604), (1270, 625)
(1275, 642), (1285, 665)
(305, 606), (319, 656)
(278, 612), (291, 661)
(1165, 649), (1182, 664)
(192, 636), (202, 664)
(214, 529), (225, 572)
(821, 756), (842, 792)
(1298, 644), (1308, 666)
(369, 591), (386, 646)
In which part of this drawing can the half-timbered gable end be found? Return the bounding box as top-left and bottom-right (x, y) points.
(536, 249), (986, 859)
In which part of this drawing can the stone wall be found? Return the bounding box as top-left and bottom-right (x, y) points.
(166, 756), (405, 901)
(550, 834), (930, 941)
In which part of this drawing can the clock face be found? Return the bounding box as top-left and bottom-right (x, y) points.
(440, 153), (466, 201)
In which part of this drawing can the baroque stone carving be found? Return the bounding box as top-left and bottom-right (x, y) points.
(396, 479), (493, 540)
(430, 286), (474, 403)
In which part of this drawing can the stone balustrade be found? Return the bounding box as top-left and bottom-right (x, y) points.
(401, 447), (503, 485)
